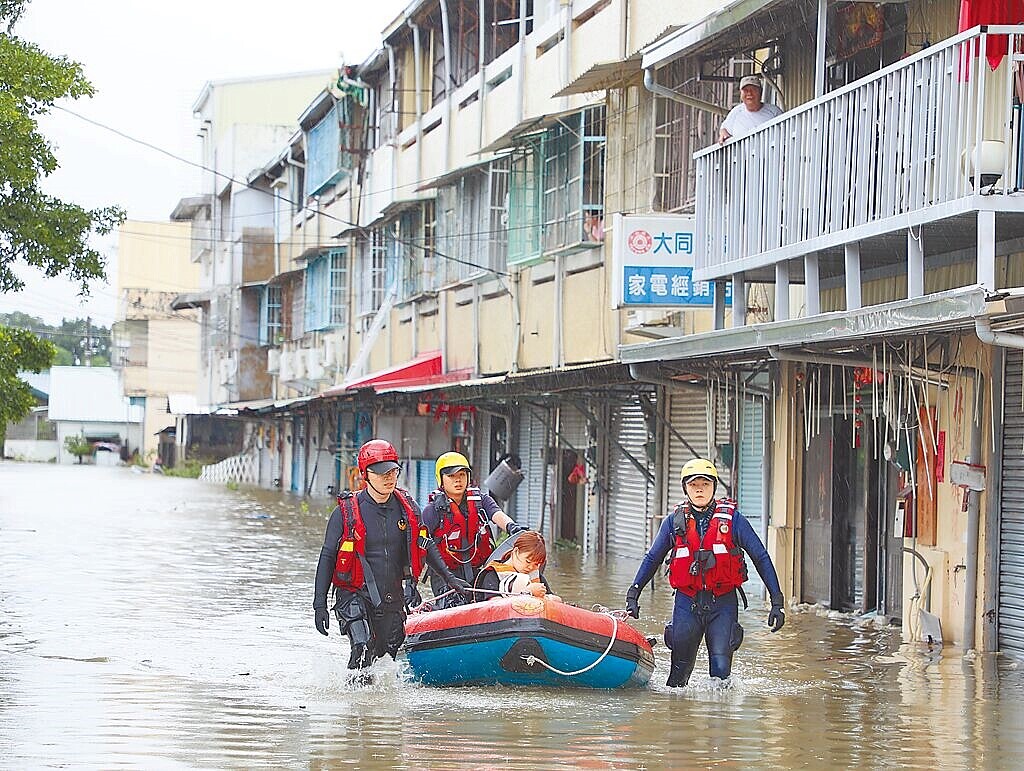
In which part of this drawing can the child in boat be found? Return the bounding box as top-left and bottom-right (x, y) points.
(475, 530), (561, 601)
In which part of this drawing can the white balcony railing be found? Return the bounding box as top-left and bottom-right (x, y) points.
(694, 26), (1024, 280)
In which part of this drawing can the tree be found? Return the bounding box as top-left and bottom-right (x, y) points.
(0, 325), (55, 443)
(0, 0), (124, 293)
(63, 432), (92, 464)
(0, 1), (122, 445)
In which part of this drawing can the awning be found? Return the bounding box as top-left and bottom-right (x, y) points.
(417, 157), (502, 191)
(324, 351), (446, 395)
(478, 106), (594, 155)
(170, 291), (211, 311)
(167, 393), (203, 415)
(641, 0), (788, 70)
(170, 195), (212, 222)
(553, 57), (644, 98)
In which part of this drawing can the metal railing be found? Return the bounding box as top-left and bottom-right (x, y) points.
(694, 26), (1024, 279)
(200, 454), (257, 486)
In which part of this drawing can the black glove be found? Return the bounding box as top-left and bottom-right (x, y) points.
(625, 584), (642, 619)
(505, 520), (525, 536)
(768, 596), (785, 632)
(315, 608), (330, 636)
(404, 578), (423, 609)
(447, 575), (471, 598)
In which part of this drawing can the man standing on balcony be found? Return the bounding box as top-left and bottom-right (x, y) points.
(718, 75), (783, 144)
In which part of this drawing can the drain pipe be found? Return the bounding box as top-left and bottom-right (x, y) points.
(439, 0), (453, 170)
(976, 317), (1024, 349)
(407, 20), (425, 186)
(767, 346), (949, 389)
(643, 68), (728, 117)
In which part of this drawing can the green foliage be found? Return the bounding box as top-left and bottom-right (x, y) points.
(62, 432), (92, 463)
(164, 458), (204, 478)
(0, 324), (55, 429)
(0, 1), (124, 295)
(0, 313), (110, 365)
(226, 480), (239, 491)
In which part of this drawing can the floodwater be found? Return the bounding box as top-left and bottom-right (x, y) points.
(1, 463), (1022, 769)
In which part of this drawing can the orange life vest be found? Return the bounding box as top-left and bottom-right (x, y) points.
(429, 486), (494, 569)
(331, 489), (426, 591)
(667, 498), (747, 597)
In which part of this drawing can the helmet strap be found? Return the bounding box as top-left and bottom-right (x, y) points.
(365, 475), (391, 502)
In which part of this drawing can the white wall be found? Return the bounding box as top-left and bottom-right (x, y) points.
(3, 440), (59, 462)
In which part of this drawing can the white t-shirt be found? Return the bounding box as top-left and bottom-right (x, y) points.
(720, 102), (783, 140)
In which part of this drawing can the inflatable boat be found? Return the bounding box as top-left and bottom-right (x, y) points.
(403, 595), (655, 688)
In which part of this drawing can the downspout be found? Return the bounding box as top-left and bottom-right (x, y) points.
(439, 0), (453, 170)
(477, 0), (486, 151)
(509, 273), (522, 373)
(553, 252), (563, 369)
(407, 22), (425, 186)
(515, 0), (527, 125)
(385, 42), (399, 202)
(767, 347), (949, 389)
(643, 68), (729, 117)
(975, 317), (1024, 349)
(561, 0), (572, 109)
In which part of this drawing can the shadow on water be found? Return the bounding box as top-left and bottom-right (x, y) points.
(1, 462), (1023, 768)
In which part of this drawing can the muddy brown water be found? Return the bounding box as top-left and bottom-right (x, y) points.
(1, 462), (1022, 768)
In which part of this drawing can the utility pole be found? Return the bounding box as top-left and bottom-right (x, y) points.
(84, 316), (92, 366)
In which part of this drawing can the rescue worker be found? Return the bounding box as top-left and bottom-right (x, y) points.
(312, 439), (470, 671)
(419, 451), (525, 608)
(624, 458), (785, 687)
(475, 530), (560, 601)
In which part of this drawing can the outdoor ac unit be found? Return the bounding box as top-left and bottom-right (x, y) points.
(291, 348), (307, 380)
(278, 350), (294, 382)
(626, 308), (668, 327)
(306, 347), (325, 381)
(321, 333), (339, 367)
(267, 348), (281, 374)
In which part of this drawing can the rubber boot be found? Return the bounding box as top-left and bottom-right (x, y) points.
(666, 649), (697, 688)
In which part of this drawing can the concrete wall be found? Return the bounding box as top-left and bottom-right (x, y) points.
(3, 440), (59, 462)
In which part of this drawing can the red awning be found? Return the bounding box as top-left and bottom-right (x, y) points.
(323, 351), (469, 395)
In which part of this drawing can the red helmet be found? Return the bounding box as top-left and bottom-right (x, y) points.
(357, 439), (400, 475)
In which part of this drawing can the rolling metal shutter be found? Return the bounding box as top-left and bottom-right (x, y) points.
(1000, 350), (1024, 658)
(514, 407), (550, 531)
(558, 404), (589, 449)
(607, 394), (656, 558)
(738, 397), (767, 593)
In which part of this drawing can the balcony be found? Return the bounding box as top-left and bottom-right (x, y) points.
(693, 26), (1024, 308)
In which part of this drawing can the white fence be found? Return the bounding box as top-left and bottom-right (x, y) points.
(694, 25), (1024, 278)
(199, 453), (257, 486)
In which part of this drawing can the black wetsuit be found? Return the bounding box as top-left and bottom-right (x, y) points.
(313, 489), (412, 668)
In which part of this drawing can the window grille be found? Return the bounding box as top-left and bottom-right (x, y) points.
(399, 202), (438, 299)
(436, 160), (509, 282)
(260, 285), (283, 345)
(305, 99), (360, 197)
(304, 248), (348, 331)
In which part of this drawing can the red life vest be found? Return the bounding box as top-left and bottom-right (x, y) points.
(429, 486), (494, 569)
(331, 489), (426, 590)
(668, 498), (748, 597)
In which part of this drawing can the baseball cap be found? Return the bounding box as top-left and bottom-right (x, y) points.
(739, 75), (763, 91)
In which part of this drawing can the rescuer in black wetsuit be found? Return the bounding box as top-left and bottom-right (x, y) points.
(313, 439), (468, 670)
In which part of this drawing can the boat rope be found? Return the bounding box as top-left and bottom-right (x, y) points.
(522, 611), (620, 677)
(407, 586), (514, 614)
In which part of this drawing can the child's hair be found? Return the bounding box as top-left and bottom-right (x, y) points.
(512, 531), (546, 565)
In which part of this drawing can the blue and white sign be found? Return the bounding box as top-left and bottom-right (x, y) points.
(623, 266), (731, 306)
(611, 213), (731, 309)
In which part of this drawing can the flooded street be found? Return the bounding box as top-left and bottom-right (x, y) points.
(1, 462), (1022, 768)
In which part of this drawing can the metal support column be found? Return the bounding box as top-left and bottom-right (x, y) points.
(713, 280), (727, 330)
(907, 228), (924, 298)
(804, 252), (820, 316)
(775, 260), (790, 321)
(732, 272), (746, 328)
(845, 242), (862, 310)
(978, 209), (996, 291)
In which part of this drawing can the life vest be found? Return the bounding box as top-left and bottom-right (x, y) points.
(428, 486), (494, 570)
(331, 488), (426, 591)
(667, 498), (748, 597)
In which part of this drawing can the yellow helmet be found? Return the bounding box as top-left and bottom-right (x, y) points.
(435, 451), (471, 485)
(680, 458), (719, 488)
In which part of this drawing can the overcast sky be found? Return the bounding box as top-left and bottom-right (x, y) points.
(1, 0), (405, 327)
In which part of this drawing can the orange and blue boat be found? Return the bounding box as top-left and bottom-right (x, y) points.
(403, 595), (655, 689)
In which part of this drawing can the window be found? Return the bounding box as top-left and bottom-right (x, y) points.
(486, 0), (533, 64)
(304, 249), (348, 331)
(358, 230), (398, 321)
(435, 158), (510, 282)
(305, 98), (361, 197)
(400, 201), (438, 298)
(508, 106), (606, 264)
(260, 285), (283, 345)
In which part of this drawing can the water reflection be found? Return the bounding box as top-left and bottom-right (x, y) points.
(1, 463), (1022, 768)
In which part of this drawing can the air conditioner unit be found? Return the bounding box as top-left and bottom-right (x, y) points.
(267, 348), (281, 374)
(278, 350), (294, 382)
(321, 333), (339, 367)
(626, 308), (669, 327)
(306, 347), (325, 381)
(291, 348), (307, 380)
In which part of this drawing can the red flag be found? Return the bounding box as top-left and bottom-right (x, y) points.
(959, 0), (1024, 69)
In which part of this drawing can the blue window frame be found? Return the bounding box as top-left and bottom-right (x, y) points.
(304, 249), (348, 331)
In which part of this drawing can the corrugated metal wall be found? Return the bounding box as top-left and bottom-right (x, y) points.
(1000, 349), (1024, 658)
(738, 397), (768, 593)
(514, 407), (550, 531)
(607, 394), (657, 559)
